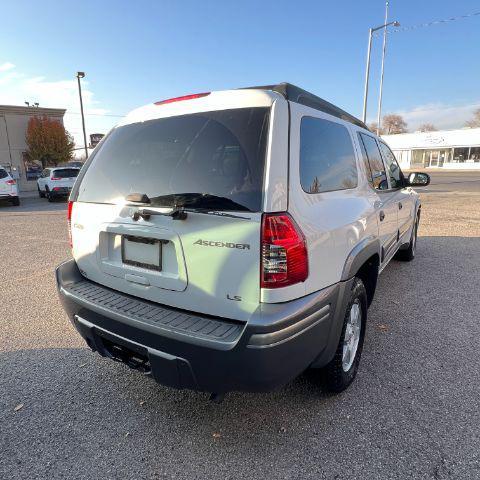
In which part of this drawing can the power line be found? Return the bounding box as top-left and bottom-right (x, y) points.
(374, 10), (480, 36)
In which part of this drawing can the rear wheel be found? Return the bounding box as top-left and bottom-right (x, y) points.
(396, 215), (418, 262)
(321, 277), (367, 393)
(46, 187), (54, 202)
(11, 196), (20, 206)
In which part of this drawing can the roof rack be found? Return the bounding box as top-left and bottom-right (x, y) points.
(241, 83), (369, 131)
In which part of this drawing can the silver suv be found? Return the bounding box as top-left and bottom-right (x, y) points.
(56, 84), (430, 397)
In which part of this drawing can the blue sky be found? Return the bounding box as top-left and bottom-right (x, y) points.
(1, 0), (479, 148)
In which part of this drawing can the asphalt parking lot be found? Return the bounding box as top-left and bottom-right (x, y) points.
(1, 171), (479, 479)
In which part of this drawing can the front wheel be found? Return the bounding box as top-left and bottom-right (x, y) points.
(321, 277), (367, 393)
(396, 215), (418, 262)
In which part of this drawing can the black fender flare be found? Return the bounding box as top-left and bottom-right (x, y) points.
(311, 237), (381, 368)
(340, 235), (381, 282)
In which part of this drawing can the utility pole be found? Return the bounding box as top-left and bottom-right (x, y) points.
(362, 7), (399, 125)
(362, 28), (373, 124)
(376, 1), (390, 135)
(76, 71), (88, 159)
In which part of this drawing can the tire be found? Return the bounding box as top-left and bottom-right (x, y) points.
(321, 277), (367, 393)
(45, 187), (53, 202)
(38, 186), (45, 198)
(395, 215), (418, 262)
(11, 196), (20, 206)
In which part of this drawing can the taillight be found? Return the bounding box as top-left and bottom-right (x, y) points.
(67, 201), (74, 248)
(154, 92), (210, 105)
(51, 177), (61, 180)
(6, 179), (16, 185)
(261, 213), (308, 288)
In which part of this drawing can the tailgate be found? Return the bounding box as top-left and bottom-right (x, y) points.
(72, 202), (262, 321)
(69, 102), (273, 322)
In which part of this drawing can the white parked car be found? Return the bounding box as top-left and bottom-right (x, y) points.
(37, 166), (80, 202)
(0, 167), (20, 206)
(56, 84), (430, 398)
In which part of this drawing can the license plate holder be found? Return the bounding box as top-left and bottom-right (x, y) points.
(121, 235), (162, 271)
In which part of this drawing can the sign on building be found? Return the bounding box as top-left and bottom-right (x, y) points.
(89, 133), (105, 148)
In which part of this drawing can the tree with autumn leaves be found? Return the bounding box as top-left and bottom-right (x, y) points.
(25, 116), (75, 168)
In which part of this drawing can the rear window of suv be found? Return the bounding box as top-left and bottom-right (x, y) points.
(53, 168), (79, 178)
(0, 168), (8, 179)
(76, 107), (270, 212)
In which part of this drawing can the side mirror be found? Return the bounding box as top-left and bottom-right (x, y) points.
(378, 179), (389, 191)
(406, 172), (430, 187)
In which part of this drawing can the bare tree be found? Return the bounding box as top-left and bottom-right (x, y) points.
(465, 108), (480, 128)
(418, 123), (437, 132)
(367, 122), (385, 135)
(382, 114), (408, 134)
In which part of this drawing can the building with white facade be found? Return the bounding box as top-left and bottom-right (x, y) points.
(383, 127), (480, 170)
(0, 105), (66, 192)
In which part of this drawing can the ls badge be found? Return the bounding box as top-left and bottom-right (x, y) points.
(227, 294), (242, 302)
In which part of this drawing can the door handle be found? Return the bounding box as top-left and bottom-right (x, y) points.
(398, 202), (403, 210)
(379, 210), (385, 221)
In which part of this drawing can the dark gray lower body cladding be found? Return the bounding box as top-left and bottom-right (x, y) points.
(56, 259), (350, 393)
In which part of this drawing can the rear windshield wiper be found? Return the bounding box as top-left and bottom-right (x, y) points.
(132, 207), (186, 221)
(149, 193), (251, 212)
(128, 192), (252, 220)
(132, 207), (250, 221)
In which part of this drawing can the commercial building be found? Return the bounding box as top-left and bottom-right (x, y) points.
(0, 105), (66, 192)
(383, 127), (480, 170)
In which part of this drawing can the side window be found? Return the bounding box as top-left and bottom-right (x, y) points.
(300, 117), (358, 194)
(357, 133), (374, 187)
(359, 133), (388, 191)
(379, 142), (402, 189)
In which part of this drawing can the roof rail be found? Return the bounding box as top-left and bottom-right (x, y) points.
(241, 83), (369, 131)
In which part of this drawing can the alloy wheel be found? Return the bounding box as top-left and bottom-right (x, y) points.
(342, 300), (362, 372)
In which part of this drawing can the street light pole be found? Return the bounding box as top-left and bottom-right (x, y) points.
(361, 14), (400, 126)
(376, 1), (389, 136)
(76, 71), (88, 159)
(362, 28), (374, 123)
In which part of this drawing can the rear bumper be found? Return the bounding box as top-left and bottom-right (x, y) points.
(49, 187), (71, 197)
(56, 259), (350, 393)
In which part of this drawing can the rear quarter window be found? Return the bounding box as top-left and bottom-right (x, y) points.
(300, 117), (358, 194)
(0, 169), (8, 179)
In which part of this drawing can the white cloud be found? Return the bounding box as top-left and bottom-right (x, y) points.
(0, 62), (15, 72)
(0, 62), (120, 155)
(381, 102), (480, 131)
